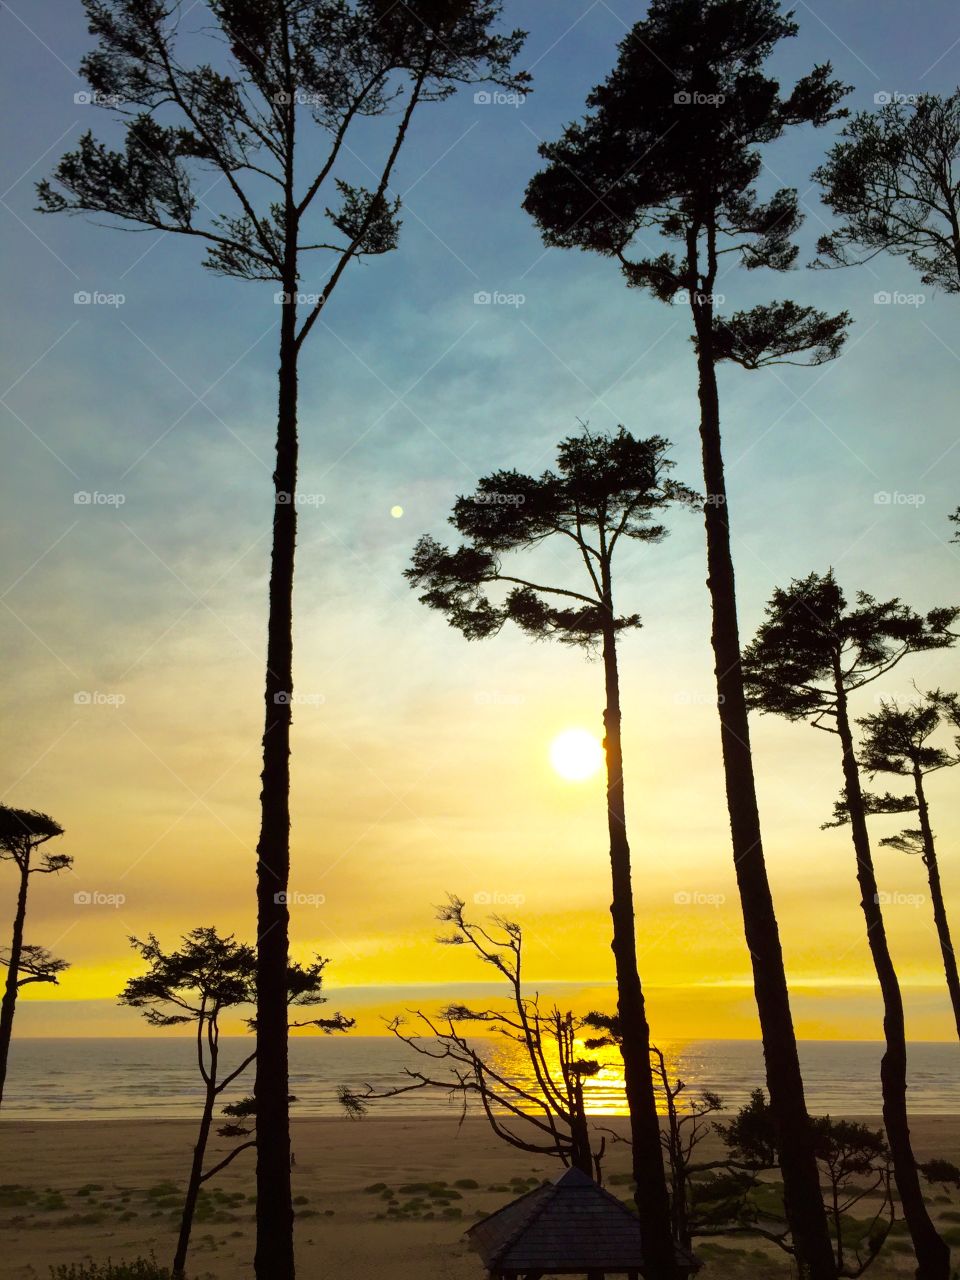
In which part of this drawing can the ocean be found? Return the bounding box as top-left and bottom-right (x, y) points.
(3, 1037), (959, 1121)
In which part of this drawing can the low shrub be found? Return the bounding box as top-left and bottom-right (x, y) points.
(50, 1257), (169, 1280)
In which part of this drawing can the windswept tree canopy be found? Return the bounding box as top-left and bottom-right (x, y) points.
(741, 571), (958, 727)
(0, 945), (70, 990)
(120, 927), (351, 1032)
(0, 806), (70, 874)
(406, 428), (698, 645)
(36, 0), (529, 291)
(858, 694), (960, 778)
(523, 0), (850, 367)
(814, 90), (960, 292)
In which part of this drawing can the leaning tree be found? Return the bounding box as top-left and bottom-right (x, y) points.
(38, 4), (527, 1272)
(0, 805), (72, 1106)
(850, 693), (960, 1042)
(814, 90), (960, 292)
(342, 898), (609, 1183)
(717, 1090), (896, 1276)
(522, 7), (851, 1272)
(120, 927), (351, 1280)
(406, 426), (696, 1279)
(742, 570), (957, 1279)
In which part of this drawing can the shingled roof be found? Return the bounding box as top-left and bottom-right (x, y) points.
(466, 1166), (699, 1277)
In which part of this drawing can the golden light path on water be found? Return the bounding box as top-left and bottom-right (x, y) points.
(480, 1034), (699, 1117)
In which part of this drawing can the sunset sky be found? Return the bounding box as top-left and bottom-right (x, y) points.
(2, 0), (959, 1042)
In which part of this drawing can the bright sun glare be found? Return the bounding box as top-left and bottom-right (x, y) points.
(549, 728), (604, 782)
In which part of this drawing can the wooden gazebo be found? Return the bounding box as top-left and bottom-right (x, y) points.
(466, 1166), (699, 1280)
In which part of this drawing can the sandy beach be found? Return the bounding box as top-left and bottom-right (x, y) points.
(2, 1115), (959, 1278)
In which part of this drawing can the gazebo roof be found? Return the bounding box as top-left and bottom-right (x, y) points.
(466, 1166), (699, 1277)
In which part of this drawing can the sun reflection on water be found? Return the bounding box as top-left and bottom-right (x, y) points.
(480, 1035), (699, 1117)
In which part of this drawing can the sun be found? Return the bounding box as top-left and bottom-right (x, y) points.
(549, 728), (604, 782)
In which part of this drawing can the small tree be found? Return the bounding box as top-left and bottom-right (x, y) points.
(584, 1012), (724, 1251)
(831, 693), (960, 1042)
(341, 899), (608, 1181)
(406, 427), (695, 1278)
(39, 7), (528, 1271)
(522, 9), (850, 1272)
(0, 805), (72, 1106)
(814, 91), (960, 291)
(741, 570), (956, 1279)
(119, 928), (351, 1280)
(714, 1092), (895, 1276)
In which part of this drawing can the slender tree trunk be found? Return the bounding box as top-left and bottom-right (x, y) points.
(914, 770), (960, 1042)
(254, 272), (299, 1278)
(570, 1085), (594, 1178)
(833, 677), (949, 1280)
(831, 1180), (843, 1272)
(690, 288), (837, 1280)
(172, 1083), (216, 1279)
(600, 615), (677, 1279)
(0, 861), (29, 1107)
